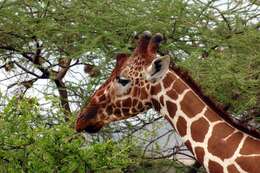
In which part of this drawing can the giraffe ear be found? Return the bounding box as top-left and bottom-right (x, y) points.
(145, 55), (170, 81)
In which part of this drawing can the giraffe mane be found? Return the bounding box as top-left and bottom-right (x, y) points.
(169, 62), (260, 139)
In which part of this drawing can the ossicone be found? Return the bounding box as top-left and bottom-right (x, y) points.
(134, 31), (164, 59)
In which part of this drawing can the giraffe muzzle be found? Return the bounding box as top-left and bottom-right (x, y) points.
(75, 103), (104, 133)
(76, 115), (104, 133)
(83, 124), (103, 133)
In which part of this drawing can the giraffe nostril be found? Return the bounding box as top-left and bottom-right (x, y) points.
(84, 125), (103, 133)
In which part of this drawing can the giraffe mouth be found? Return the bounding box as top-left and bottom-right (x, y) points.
(76, 119), (104, 133)
(76, 102), (105, 133)
(83, 124), (103, 133)
(76, 115), (104, 133)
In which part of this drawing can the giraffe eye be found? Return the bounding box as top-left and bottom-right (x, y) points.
(116, 76), (130, 86)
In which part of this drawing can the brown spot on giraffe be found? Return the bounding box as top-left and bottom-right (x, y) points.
(114, 109), (121, 116)
(236, 156), (260, 173)
(122, 98), (132, 107)
(145, 83), (150, 90)
(144, 101), (152, 108)
(208, 160), (223, 173)
(137, 102), (143, 110)
(166, 90), (178, 100)
(140, 87), (148, 99)
(191, 117), (209, 142)
(115, 100), (121, 107)
(151, 98), (161, 112)
(194, 147), (205, 165)
(173, 79), (188, 94)
(205, 108), (222, 122)
(106, 105), (113, 115)
(131, 108), (138, 114)
(166, 101), (177, 118)
(240, 136), (260, 155)
(122, 108), (130, 114)
(99, 94), (106, 102)
(162, 72), (177, 89)
(180, 91), (204, 118)
(208, 123), (244, 160)
(227, 165), (240, 173)
(151, 83), (161, 95)
(140, 81), (145, 87)
(135, 78), (140, 84)
(176, 116), (187, 137)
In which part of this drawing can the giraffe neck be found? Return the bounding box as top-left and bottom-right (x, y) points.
(151, 70), (260, 173)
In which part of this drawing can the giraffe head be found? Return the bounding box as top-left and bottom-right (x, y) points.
(76, 31), (170, 133)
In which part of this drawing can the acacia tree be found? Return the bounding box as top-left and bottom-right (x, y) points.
(0, 0), (259, 172)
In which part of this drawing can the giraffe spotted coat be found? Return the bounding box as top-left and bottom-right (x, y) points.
(76, 31), (260, 173)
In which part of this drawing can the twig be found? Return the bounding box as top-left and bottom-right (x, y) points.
(13, 61), (41, 78)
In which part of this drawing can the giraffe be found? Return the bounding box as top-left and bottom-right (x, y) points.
(76, 31), (260, 173)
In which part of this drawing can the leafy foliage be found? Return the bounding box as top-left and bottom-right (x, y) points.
(179, 28), (260, 114)
(0, 97), (133, 173)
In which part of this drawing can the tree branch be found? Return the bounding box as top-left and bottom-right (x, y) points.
(56, 58), (71, 80)
(51, 58), (72, 121)
(13, 61), (41, 78)
(0, 64), (5, 69)
(54, 79), (71, 121)
(1, 43), (72, 121)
